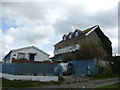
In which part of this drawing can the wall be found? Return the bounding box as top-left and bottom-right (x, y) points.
(95, 59), (110, 68)
(86, 30), (100, 44)
(10, 47), (49, 62)
(2, 73), (58, 82)
(54, 44), (80, 55)
(54, 35), (85, 55)
(68, 59), (98, 76)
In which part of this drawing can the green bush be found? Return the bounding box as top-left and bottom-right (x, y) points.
(19, 58), (28, 60)
(60, 42), (107, 61)
(109, 56), (120, 73)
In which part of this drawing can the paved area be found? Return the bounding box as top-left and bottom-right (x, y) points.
(42, 77), (120, 88)
(62, 75), (92, 84)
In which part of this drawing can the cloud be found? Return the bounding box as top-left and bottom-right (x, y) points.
(53, 3), (118, 35)
(52, 2), (118, 55)
(2, 25), (54, 52)
(1, 1), (118, 60)
(2, 2), (63, 27)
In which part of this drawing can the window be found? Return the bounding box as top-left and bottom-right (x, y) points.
(13, 54), (16, 56)
(75, 32), (78, 36)
(69, 34), (72, 39)
(76, 44), (80, 50)
(18, 53), (25, 59)
(64, 36), (66, 41)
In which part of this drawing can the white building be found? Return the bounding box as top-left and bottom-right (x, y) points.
(3, 46), (50, 63)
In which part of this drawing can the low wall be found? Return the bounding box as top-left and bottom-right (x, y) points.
(2, 73), (58, 82)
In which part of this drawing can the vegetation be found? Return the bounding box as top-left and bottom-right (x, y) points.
(60, 42), (107, 61)
(2, 78), (63, 88)
(1, 72), (119, 88)
(42, 60), (52, 63)
(90, 73), (120, 80)
(19, 58), (28, 60)
(110, 56), (120, 74)
(101, 83), (120, 88)
(105, 56), (120, 74)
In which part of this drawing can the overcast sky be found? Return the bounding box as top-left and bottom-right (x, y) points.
(0, 0), (119, 60)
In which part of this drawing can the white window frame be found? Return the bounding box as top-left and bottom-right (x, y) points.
(64, 36), (66, 40)
(75, 31), (78, 36)
(69, 34), (72, 39)
(17, 53), (25, 59)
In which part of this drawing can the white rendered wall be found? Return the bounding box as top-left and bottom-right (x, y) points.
(10, 48), (49, 62)
(2, 73), (58, 82)
(54, 44), (80, 55)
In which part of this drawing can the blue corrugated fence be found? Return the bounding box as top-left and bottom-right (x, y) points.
(68, 59), (99, 76)
(2, 63), (58, 76)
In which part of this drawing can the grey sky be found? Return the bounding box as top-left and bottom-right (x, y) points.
(0, 0), (119, 60)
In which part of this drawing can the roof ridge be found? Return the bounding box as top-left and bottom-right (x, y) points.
(85, 25), (99, 36)
(83, 25), (99, 33)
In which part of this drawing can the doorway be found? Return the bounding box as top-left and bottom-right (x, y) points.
(29, 54), (35, 61)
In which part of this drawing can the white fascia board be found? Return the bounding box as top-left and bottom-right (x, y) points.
(85, 26), (98, 36)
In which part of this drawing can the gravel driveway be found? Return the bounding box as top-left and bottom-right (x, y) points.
(42, 77), (120, 88)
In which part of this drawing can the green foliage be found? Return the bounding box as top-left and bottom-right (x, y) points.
(2, 78), (34, 88)
(101, 83), (120, 88)
(2, 78), (64, 88)
(108, 56), (120, 73)
(78, 42), (107, 59)
(42, 60), (51, 63)
(60, 42), (107, 61)
(98, 65), (113, 75)
(53, 60), (63, 63)
(90, 73), (120, 80)
(19, 58), (28, 60)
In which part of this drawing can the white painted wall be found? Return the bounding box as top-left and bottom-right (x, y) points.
(2, 73), (58, 82)
(54, 44), (80, 55)
(9, 47), (49, 62)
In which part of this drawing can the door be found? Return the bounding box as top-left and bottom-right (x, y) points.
(29, 54), (35, 61)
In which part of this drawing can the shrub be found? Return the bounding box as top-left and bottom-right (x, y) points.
(19, 58), (28, 60)
(109, 56), (120, 73)
(60, 42), (107, 61)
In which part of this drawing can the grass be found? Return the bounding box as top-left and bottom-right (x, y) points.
(1, 73), (120, 88)
(101, 83), (120, 88)
(90, 73), (120, 80)
(1, 78), (63, 88)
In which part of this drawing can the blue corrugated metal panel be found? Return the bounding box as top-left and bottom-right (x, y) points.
(2, 63), (58, 75)
(0, 63), (2, 73)
(68, 59), (99, 76)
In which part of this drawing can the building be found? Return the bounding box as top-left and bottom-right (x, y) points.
(3, 46), (50, 63)
(54, 25), (112, 60)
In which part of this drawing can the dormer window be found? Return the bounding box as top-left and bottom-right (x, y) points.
(69, 34), (72, 39)
(75, 31), (78, 36)
(62, 34), (67, 41)
(64, 36), (66, 41)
